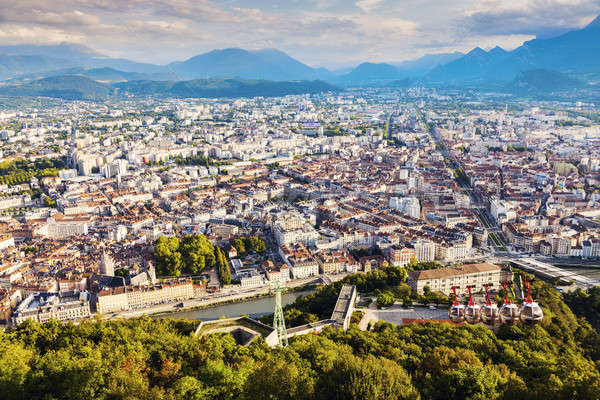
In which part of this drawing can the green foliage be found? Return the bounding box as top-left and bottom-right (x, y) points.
(115, 78), (338, 99)
(215, 247), (231, 285)
(0, 157), (66, 187)
(377, 291), (395, 308)
(564, 286), (600, 332)
(42, 195), (56, 208)
(231, 236), (267, 257)
(2, 279), (600, 399)
(154, 234), (216, 277)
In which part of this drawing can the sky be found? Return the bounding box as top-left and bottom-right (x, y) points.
(0, 0), (599, 68)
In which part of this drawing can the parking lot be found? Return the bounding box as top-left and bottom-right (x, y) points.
(359, 303), (449, 329)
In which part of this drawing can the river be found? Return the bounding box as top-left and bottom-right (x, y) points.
(156, 289), (316, 321)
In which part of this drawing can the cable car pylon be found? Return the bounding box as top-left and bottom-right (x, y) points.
(270, 281), (288, 347)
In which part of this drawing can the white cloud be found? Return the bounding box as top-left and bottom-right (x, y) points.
(355, 0), (384, 12)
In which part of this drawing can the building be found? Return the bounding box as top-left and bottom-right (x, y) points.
(12, 291), (91, 324)
(582, 239), (600, 259)
(407, 263), (509, 295)
(262, 261), (291, 283)
(96, 279), (194, 313)
(239, 271), (265, 288)
(0, 235), (15, 251)
(99, 252), (115, 276)
(314, 249), (359, 274)
(385, 246), (415, 267)
(279, 243), (319, 279)
(389, 196), (421, 219)
(46, 213), (90, 238)
(412, 239), (436, 262)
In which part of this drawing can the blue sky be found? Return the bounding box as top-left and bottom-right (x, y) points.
(0, 0), (598, 68)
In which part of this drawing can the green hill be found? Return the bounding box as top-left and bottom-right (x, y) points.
(0, 75), (112, 100)
(0, 75), (337, 100)
(115, 78), (337, 98)
(1, 270), (599, 400)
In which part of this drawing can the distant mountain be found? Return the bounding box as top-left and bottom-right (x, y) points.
(0, 75), (113, 100)
(386, 78), (414, 88)
(391, 52), (464, 76)
(339, 62), (402, 84)
(427, 15), (600, 84)
(115, 78), (337, 98)
(0, 43), (169, 80)
(0, 54), (80, 80)
(508, 69), (587, 94)
(427, 46), (510, 83)
(0, 75), (337, 100)
(168, 48), (331, 81)
(11, 67), (177, 83)
(0, 43), (101, 60)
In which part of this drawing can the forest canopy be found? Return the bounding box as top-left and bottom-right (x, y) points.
(1, 272), (600, 400)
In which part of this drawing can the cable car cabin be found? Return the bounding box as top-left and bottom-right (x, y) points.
(464, 285), (481, 324)
(519, 302), (543, 325)
(465, 304), (481, 324)
(481, 284), (498, 326)
(499, 303), (519, 326)
(448, 286), (465, 323)
(448, 303), (465, 323)
(520, 279), (543, 325)
(499, 281), (519, 326)
(481, 303), (499, 326)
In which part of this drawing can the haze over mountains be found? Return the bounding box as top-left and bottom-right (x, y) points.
(427, 15), (600, 85)
(0, 15), (599, 98)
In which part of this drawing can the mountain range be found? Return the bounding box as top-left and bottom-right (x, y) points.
(427, 15), (600, 84)
(0, 15), (599, 95)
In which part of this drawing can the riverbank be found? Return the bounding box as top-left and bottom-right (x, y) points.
(158, 289), (317, 321)
(103, 274), (337, 320)
(152, 285), (319, 319)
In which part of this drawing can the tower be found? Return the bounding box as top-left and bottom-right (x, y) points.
(270, 281), (288, 347)
(100, 251), (115, 276)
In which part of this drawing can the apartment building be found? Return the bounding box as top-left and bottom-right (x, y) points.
(96, 279), (194, 313)
(279, 243), (319, 279)
(12, 292), (91, 325)
(314, 249), (359, 274)
(407, 263), (509, 295)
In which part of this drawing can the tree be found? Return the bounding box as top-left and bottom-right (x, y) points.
(243, 357), (315, 400)
(215, 247), (231, 285)
(154, 236), (181, 276)
(43, 195), (56, 208)
(154, 235), (216, 277)
(318, 354), (419, 400)
(377, 291), (395, 308)
(0, 341), (33, 400)
(169, 376), (211, 400)
(231, 239), (246, 256)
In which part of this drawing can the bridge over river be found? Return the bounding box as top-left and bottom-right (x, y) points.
(511, 258), (600, 288)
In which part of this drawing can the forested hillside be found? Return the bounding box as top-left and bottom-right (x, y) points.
(1, 276), (599, 400)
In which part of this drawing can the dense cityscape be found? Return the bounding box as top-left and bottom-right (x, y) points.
(2, 1), (600, 399)
(1, 89), (599, 325)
